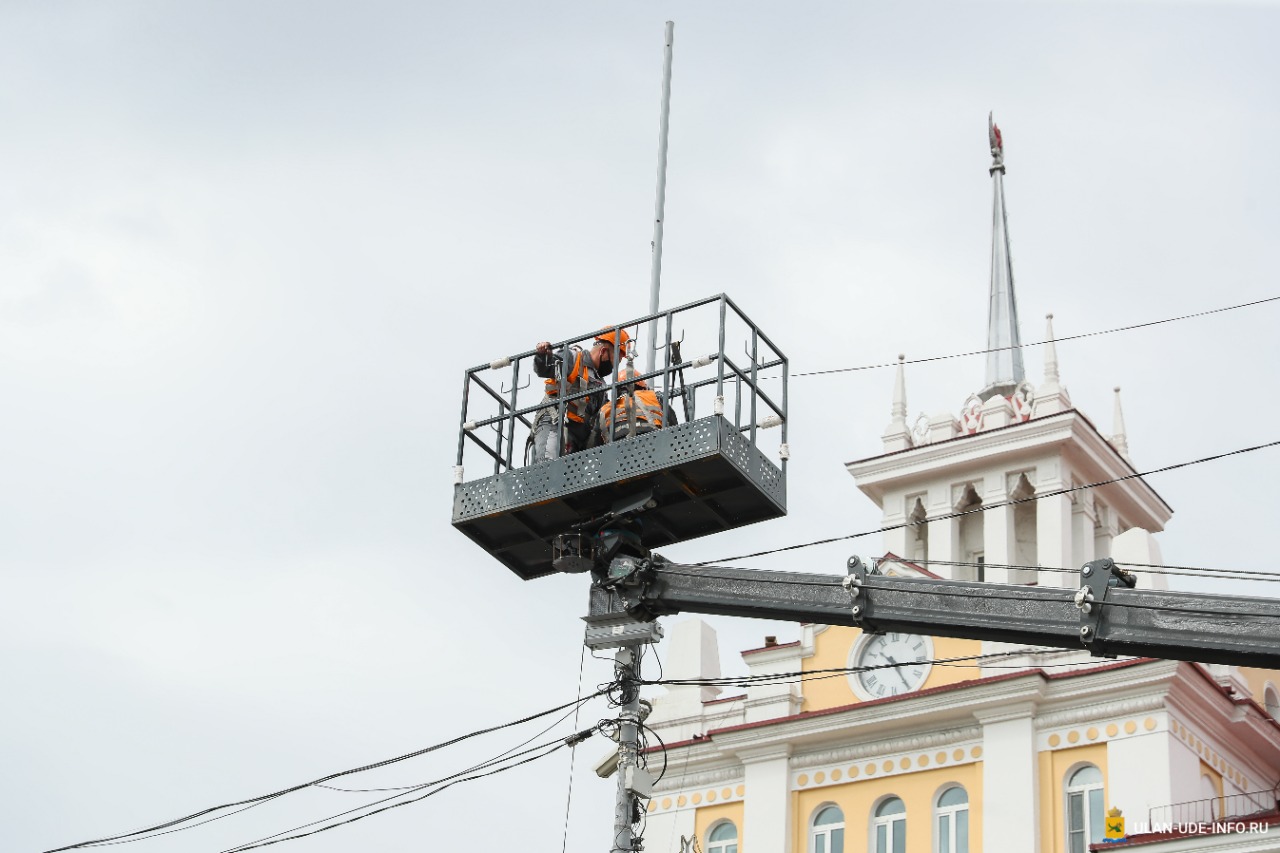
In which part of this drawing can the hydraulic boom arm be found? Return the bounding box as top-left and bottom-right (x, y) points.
(584, 555), (1280, 669)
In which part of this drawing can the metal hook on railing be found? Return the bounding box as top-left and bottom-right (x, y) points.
(743, 341), (763, 367)
(501, 375), (532, 394)
(651, 329), (685, 349)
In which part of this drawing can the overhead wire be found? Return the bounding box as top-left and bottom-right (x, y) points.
(693, 438), (1280, 565)
(219, 736), (586, 853)
(560, 644), (589, 853)
(791, 294), (1280, 376)
(43, 691), (608, 853)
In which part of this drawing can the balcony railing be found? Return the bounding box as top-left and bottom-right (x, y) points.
(1148, 788), (1279, 826)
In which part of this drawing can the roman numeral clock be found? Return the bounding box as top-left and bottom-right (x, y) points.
(849, 632), (934, 701)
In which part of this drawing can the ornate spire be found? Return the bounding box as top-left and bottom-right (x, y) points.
(980, 112), (1026, 401)
(1032, 312), (1071, 417)
(882, 355), (913, 452)
(1111, 386), (1132, 463)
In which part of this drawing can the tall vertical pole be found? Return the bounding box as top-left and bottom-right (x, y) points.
(612, 645), (643, 852)
(645, 21), (675, 377)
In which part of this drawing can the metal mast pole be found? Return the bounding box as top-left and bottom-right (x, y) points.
(645, 21), (675, 376)
(611, 645), (643, 853)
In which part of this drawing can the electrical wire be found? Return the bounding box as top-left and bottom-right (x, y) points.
(315, 694), (597, 793)
(792, 295), (1280, 376)
(646, 646), (1093, 690)
(560, 645), (588, 853)
(694, 438), (1280, 565)
(43, 692), (608, 853)
(220, 736), (584, 853)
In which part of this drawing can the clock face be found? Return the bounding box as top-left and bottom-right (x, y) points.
(851, 632), (933, 700)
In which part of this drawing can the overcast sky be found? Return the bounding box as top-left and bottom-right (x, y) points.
(3, 2), (1279, 851)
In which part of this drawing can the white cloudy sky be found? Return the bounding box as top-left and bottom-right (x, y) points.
(3, 2), (1278, 851)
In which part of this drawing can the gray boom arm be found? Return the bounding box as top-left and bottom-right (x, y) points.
(585, 556), (1280, 669)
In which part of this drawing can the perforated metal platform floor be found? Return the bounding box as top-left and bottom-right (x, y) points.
(452, 415), (786, 580)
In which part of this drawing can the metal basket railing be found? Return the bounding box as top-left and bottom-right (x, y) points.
(453, 293), (788, 482)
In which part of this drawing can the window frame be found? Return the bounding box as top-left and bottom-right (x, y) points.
(1065, 764), (1105, 853)
(871, 795), (906, 853)
(706, 819), (738, 853)
(810, 803), (845, 853)
(933, 785), (969, 853)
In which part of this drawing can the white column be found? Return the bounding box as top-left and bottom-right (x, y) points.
(1071, 495), (1096, 588)
(927, 484), (959, 579)
(1036, 460), (1072, 587)
(739, 745), (792, 853)
(976, 704), (1041, 853)
(983, 472), (1015, 584)
(882, 490), (909, 558)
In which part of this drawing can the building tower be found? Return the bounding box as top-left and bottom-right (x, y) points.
(640, 119), (1280, 853)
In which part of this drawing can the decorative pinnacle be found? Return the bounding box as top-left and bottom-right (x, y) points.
(1043, 313), (1060, 384)
(890, 354), (908, 421)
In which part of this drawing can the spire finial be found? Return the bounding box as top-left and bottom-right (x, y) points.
(979, 113), (1025, 401)
(1043, 313), (1060, 383)
(881, 354), (913, 451)
(891, 354), (908, 420)
(1111, 386), (1132, 462)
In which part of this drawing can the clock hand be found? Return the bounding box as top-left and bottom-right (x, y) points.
(884, 654), (911, 688)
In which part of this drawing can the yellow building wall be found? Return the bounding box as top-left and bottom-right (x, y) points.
(694, 801), (744, 852)
(1037, 743), (1108, 853)
(786, 763), (983, 853)
(1201, 760), (1223, 800)
(801, 625), (985, 713)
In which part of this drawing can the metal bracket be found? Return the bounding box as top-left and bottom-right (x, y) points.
(1077, 557), (1137, 657)
(843, 555), (877, 631)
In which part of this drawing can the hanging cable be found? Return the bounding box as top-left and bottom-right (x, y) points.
(792, 295), (1280, 376)
(220, 734), (589, 853)
(43, 691), (608, 853)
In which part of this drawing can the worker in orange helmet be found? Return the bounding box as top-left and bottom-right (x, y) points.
(528, 327), (631, 463)
(597, 363), (678, 444)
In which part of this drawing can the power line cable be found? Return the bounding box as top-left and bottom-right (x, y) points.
(560, 644), (588, 853)
(793, 295), (1280, 376)
(693, 438), (1280, 565)
(221, 734), (589, 853)
(43, 692), (607, 853)
(316, 694), (597, 793)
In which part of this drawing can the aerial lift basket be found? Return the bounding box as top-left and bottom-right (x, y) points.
(452, 294), (788, 580)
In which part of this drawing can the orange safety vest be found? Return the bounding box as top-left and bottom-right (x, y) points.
(598, 389), (665, 439)
(541, 348), (594, 423)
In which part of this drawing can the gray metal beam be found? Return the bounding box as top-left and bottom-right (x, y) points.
(587, 558), (1280, 670)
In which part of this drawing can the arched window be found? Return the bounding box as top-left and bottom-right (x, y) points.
(810, 805), (844, 853)
(873, 797), (906, 853)
(935, 786), (969, 853)
(1066, 765), (1105, 853)
(707, 821), (738, 853)
(1264, 684), (1280, 719)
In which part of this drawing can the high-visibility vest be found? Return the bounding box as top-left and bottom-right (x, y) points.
(599, 389), (665, 438)
(541, 348), (596, 424)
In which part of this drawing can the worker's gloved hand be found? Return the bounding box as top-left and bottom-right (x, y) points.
(536, 341), (552, 355)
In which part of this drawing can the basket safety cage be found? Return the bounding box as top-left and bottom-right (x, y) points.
(453, 294), (788, 580)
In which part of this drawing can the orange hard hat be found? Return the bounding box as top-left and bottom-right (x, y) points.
(594, 328), (631, 349)
(616, 367), (647, 389)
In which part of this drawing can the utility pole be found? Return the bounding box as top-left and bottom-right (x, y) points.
(586, 607), (662, 852)
(645, 21), (675, 377)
